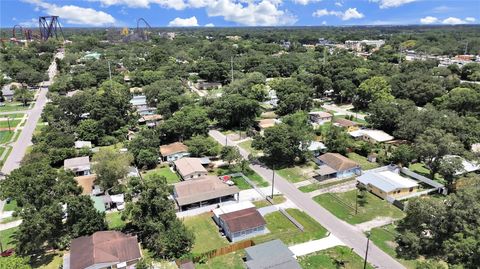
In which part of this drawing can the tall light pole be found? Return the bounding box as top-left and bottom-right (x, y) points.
(363, 232), (371, 269)
(271, 165), (275, 199)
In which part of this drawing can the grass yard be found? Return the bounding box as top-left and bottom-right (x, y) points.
(238, 140), (262, 156)
(252, 195), (286, 208)
(215, 167), (269, 188)
(276, 162), (315, 183)
(33, 251), (65, 269)
(0, 119), (20, 128)
(0, 130), (15, 144)
(231, 176), (252, 190)
(254, 208), (328, 245)
(143, 165), (180, 184)
(347, 152), (380, 170)
(0, 226), (18, 249)
(299, 246), (374, 269)
(3, 200), (18, 212)
(369, 225), (422, 269)
(183, 213), (229, 254)
(313, 190), (405, 224)
(106, 211), (126, 230)
(408, 163), (444, 183)
(335, 115), (367, 124)
(0, 102), (29, 112)
(195, 251), (245, 269)
(298, 178), (357, 193)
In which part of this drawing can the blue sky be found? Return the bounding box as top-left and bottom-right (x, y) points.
(1, 0), (479, 27)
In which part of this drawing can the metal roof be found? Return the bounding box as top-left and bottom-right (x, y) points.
(357, 170), (418, 193)
(244, 240), (301, 269)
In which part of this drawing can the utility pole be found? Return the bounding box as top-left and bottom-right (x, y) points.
(363, 232), (371, 269)
(355, 187), (358, 215)
(7, 117), (11, 132)
(271, 165), (275, 199)
(108, 61), (112, 81)
(230, 56), (234, 82)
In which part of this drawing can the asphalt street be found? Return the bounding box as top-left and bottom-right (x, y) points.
(209, 129), (405, 269)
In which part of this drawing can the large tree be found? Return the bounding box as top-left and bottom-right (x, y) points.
(324, 126), (353, 155)
(13, 86), (34, 106)
(65, 195), (107, 239)
(92, 148), (133, 191)
(354, 76), (394, 110)
(184, 135), (220, 157)
(124, 174), (194, 258)
(210, 94), (260, 129)
(414, 128), (464, 181)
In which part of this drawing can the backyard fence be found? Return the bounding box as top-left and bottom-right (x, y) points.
(191, 239), (255, 263)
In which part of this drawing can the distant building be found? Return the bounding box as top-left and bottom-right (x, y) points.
(65, 231), (142, 269)
(138, 114), (163, 127)
(333, 118), (359, 132)
(197, 80), (222, 90)
(314, 153), (361, 180)
(173, 176), (240, 211)
(213, 202), (266, 242)
(244, 239), (301, 269)
(349, 129), (394, 143)
(129, 95), (147, 107)
(64, 156), (91, 176)
(160, 142), (190, 162)
(257, 118), (279, 135)
(173, 157), (208, 180)
(74, 141), (92, 149)
(226, 35), (242, 41)
(74, 174), (102, 196)
(357, 170), (419, 199)
(1, 82), (22, 102)
(307, 141), (327, 157)
(308, 111), (333, 125)
(81, 52), (101, 61)
(159, 32), (176, 40)
(345, 40), (385, 52)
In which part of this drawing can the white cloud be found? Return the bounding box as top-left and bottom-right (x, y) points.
(205, 23), (215, 27)
(335, 2), (342, 7)
(369, 0), (417, 9)
(19, 18), (37, 27)
(90, 0), (187, 10)
(23, 0), (116, 26)
(313, 8), (364, 21)
(420, 16), (438, 24)
(322, 20), (327, 25)
(168, 16), (199, 26)
(205, 0), (297, 26)
(465, 17), (475, 22)
(292, 0), (321, 5)
(442, 17), (467, 25)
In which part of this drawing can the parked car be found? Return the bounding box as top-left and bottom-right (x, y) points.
(1, 248), (14, 257)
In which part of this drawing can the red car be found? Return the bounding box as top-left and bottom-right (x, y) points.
(1, 249), (14, 257)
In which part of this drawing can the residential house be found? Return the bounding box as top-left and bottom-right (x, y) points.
(333, 118), (359, 132)
(74, 174), (102, 196)
(160, 142), (190, 162)
(263, 89), (278, 108)
(129, 95), (147, 108)
(244, 239), (301, 269)
(65, 231), (141, 269)
(257, 118), (279, 135)
(173, 176), (240, 211)
(66, 90), (82, 97)
(74, 140), (92, 149)
(444, 155), (480, 175)
(306, 141), (327, 157)
(357, 170), (419, 199)
(213, 202), (266, 242)
(349, 129), (394, 143)
(129, 87), (143, 94)
(219, 208), (266, 242)
(314, 153), (361, 180)
(138, 114), (163, 127)
(174, 157), (208, 180)
(197, 80), (222, 90)
(64, 156), (91, 176)
(1, 82), (21, 101)
(308, 111), (332, 125)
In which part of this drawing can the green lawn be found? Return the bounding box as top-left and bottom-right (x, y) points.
(183, 213), (229, 254)
(369, 225), (421, 269)
(347, 152), (380, 170)
(106, 211), (126, 230)
(276, 163), (315, 183)
(299, 246), (374, 269)
(33, 251), (65, 269)
(195, 251), (245, 269)
(231, 176), (252, 190)
(0, 120), (20, 128)
(0, 102), (29, 112)
(143, 165), (181, 184)
(254, 208), (328, 245)
(3, 200), (18, 212)
(0, 130), (15, 144)
(313, 190), (405, 224)
(0, 226), (18, 249)
(408, 163), (444, 183)
(238, 140), (262, 156)
(252, 195), (286, 208)
(215, 167), (269, 187)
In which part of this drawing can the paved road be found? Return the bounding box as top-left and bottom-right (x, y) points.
(323, 103), (367, 120)
(0, 51), (63, 213)
(209, 130), (405, 269)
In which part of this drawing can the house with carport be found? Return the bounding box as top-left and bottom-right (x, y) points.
(314, 153), (361, 180)
(357, 169), (419, 199)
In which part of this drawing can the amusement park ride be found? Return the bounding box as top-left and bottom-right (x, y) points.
(4, 16), (64, 46)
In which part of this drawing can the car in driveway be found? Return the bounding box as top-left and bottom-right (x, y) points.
(1, 248), (14, 257)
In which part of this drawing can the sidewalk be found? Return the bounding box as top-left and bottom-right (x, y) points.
(289, 234), (345, 257)
(0, 219), (22, 231)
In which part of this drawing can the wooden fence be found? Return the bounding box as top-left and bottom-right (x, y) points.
(177, 239), (255, 265)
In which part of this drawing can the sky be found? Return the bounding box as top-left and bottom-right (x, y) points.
(0, 0), (479, 28)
